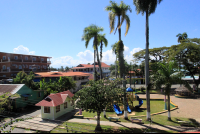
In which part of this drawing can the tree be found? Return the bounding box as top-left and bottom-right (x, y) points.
(73, 78), (123, 131)
(0, 92), (20, 113)
(58, 76), (76, 92)
(82, 24), (107, 80)
(166, 38), (200, 91)
(65, 66), (70, 72)
(105, 0), (131, 119)
(98, 34), (108, 62)
(133, 0), (162, 121)
(176, 32), (188, 43)
(105, 1), (132, 78)
(13, 71), (35, 89)
(151, 61), (190, 120)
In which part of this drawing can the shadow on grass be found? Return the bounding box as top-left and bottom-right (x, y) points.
(101, 127), (173, 133)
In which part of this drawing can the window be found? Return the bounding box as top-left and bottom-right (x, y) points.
(56, 105), (60, 113)
(33, 57), (36, 61)
(29, 65), (32, 69)
(64, 102), (68, 109)
(38, 66), (40, 69)
(15, 65), (18, 68)
(14, 56), (18, 60)
(11, 74), (13, 76)
(3, 56), (6, 60)
(38, 92), (41, 97)
(44, 107), (50, 113)
(43, 66), (46, 69)
(3, 75), (6, 77)
(3, 65), (6, 70)
(25, 56), (28, 60)
(19, 65), (22, 69)
(26, 65), (28, 68)
(41, 58), (44, 61)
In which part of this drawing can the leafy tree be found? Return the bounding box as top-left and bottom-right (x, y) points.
(50, 66), (57, 71)
(0, 92), (20, 113)
(151, 61), (191, 120)
(58, 76), (76, 92)
(166, 38), (200, 90)
(65, 66), (70, 72)
(82, 24), (107, 80)
(73, 78), (123, 131)
(133, 0), (162, 121)
(13, 71), (35, 89)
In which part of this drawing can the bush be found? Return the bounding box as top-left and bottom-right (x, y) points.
(140, 86), (145, 92)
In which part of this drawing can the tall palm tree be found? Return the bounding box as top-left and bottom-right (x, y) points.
(151, 61), (188, 120)
(97, 34), (108, 63)
(111, 42), (118, 78)
(82, 24), (107, 80)
(105, 1), (131, 78)
(105, 0), (131, 120)
(133, 0), (163, 121)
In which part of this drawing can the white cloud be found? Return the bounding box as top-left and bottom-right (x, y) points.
(50, 46), (143, 68)
(13, 45), (35, 55)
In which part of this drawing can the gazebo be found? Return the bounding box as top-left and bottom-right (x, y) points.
(175, 86), (192, 97)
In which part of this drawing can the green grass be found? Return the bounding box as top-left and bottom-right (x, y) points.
(81, 100), (173, 118)
(51, 122), (176, 133)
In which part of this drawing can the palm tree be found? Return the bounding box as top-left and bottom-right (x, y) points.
(133, 0), (163, 121)
(151, 61), (189, 120)
(106, 0), (131, 120)
(176, 32), (188, 43)
(82, 24), (107, 80)
(97, 34), (108, 62)
(105, 1), (131, 78)
(111, 42), (118, 78)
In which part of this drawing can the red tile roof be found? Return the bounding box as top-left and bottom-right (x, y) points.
(72, 62), (110, 69)
(88, 74), (94, 80)
(35, 72), (91, 78)
(35, 90), (74, 107)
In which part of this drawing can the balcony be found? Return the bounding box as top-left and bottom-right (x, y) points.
(0, 68), (50, 73)
(1, 59), (51, 64)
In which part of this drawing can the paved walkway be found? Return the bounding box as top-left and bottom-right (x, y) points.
(67, 118), (200, 132)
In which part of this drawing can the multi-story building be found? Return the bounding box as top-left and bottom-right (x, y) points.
(0, 52), (51, 80)
(71, 62), (111, 78)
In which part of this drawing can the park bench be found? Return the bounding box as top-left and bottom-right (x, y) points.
(108, 117), (120, 121)
(130, 117), (143, 123)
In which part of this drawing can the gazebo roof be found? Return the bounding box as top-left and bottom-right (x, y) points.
(175, 86), (191, 92)
(126, 87), (133, 92)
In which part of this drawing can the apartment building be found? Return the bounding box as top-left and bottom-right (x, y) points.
(0, 52), (51, 80)
(71, 62), (111, 78)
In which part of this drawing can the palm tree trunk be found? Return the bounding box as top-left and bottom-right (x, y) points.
(96, 45), (103, 79)
(95, 111), (102, 131)
(118, 16), (121, 41)
(167, 94), (171, 120)
(145, 9), (151, 121)
(115, 55), (117, 78)
(94, 50), (96, 81)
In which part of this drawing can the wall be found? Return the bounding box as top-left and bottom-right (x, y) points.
(40, 97), (74, 120)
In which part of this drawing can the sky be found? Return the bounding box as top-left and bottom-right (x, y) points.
(0, 0), (199, 68)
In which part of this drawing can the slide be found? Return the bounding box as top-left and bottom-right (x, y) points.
(127, 104), (131, 113)
(113, 104), (122, 115)
(135, 96), (143, 109)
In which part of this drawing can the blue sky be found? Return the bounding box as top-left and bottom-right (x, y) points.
(0, 0), (199, 68)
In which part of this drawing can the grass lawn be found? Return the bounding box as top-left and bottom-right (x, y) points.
(81, 99), (173, 118)
(51, 122), (176, 133)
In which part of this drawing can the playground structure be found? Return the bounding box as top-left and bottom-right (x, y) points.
(135, 94), (143, 109)
(113, 104), (122, 115)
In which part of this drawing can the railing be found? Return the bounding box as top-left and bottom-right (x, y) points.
(0, 69), (10, 72)
(0, 68), (49, 72)
(0, 59), (51, 64)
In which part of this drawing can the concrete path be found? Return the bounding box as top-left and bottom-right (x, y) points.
(67, 118), (200, 132)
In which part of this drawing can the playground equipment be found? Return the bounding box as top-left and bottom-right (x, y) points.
(135, 94), (143, 109)
(113, 104), (122, 115)
(127, 104), (131, 113)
